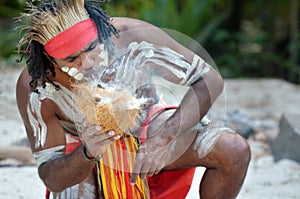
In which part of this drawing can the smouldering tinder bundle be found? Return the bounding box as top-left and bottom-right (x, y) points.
(73, 83), (145, 135)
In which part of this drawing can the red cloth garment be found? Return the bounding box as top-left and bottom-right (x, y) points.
(45, 102), (196, 199)
(65, 134), (82, 155)
(148, 169), (195, 199)
(139, 101), (196, 199)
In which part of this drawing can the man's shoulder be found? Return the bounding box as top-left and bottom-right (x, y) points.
(112, 17), (156, 33)
(111, 17), (168, 46)
(16, 67), (33, 126)
(16, 67), (31, 96)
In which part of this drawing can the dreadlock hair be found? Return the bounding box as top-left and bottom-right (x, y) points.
(17, 0), (119, 92)
(84, 0), (119, 54)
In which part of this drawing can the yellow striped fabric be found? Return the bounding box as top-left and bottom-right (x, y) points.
(99, 136), (149, 199)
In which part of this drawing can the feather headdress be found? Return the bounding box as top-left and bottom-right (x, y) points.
(18, 0), (91, 46)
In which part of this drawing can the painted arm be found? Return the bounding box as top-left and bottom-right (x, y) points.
(16, 68), (117, 193)
(117, 18), (224, 183)
(15, 69), (95, 192)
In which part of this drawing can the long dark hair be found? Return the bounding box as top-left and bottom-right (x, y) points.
(18, 0), (119, 92)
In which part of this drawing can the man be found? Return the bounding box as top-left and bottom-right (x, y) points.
(16, 0), (250, 198)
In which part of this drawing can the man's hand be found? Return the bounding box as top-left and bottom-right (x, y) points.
(130, 108), (181, 184)
(130, 134), (172, 185)
(80, 125), (120, 159)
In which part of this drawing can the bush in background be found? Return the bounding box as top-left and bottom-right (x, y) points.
(1, 0), (299, 83)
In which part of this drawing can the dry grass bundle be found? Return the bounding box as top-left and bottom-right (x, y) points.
(73, 83), (143, 135)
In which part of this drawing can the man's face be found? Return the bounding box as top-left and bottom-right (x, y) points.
(54, 39), (109, 80)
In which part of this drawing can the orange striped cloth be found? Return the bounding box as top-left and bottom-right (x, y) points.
(46, 101), (195, 199)
(46, 133), (149, 199)
(99, 136), (149, 199)
(99, 101), (195, 199)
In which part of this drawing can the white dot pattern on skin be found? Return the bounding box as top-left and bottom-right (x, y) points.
(74, 73), (84, 80)
(68, 67), (79, 77)
(61, 66), (69, 73)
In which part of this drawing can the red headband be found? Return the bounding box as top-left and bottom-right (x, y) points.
(44, 19), (98, 59)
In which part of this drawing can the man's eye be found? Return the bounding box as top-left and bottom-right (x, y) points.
(66, 57), (77, 62)
(86, 43), (97, 52)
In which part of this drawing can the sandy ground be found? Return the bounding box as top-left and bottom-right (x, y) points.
(0, 67), (299, 199)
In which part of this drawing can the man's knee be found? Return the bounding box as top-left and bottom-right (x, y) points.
(217, 132), (251, 170)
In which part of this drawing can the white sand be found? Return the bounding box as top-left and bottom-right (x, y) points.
(0, 68), (299, 198)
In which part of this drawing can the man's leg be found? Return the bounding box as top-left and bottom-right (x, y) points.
(199, 133), (250, 199)
(150, 110), (251, 199)
(164, 128), (251, 199)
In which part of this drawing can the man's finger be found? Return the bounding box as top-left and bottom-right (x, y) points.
(146, 170), (156, 177)
(93, 130), (117, 140)
(130, 154), (144, 185)
(87, 125), (102, 135)
(130, 173), (138, 185)
(139, 159), (153, 178)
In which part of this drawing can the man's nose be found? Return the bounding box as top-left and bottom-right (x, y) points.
(77, 52), (94, 70)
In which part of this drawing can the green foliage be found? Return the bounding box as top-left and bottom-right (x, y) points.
(0, 23), (18, 57)
(0, 0), (25, 17)
(107, 0), (226, 39)
(0, 0), (299, 83)
(0, 0), (26, 66)
(0, 20), (25, 68)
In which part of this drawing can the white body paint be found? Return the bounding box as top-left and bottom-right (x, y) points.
(26, 41), (214, 199)
(27, 82), (84, 148)
(98, 41), (211, 92)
